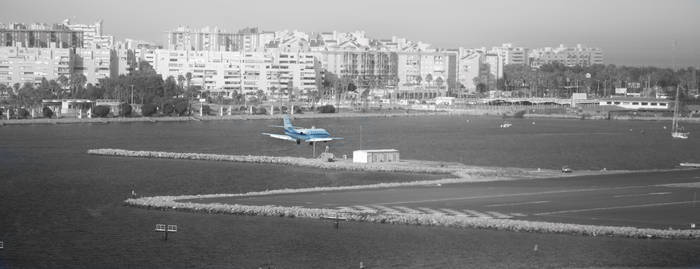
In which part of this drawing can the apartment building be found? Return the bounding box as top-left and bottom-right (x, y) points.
(151, 49), (318, 98)
(73, 48), (113, 84)
(266, 30), (311, 52)
(396, 51), (452, 87)
(456, 50), (481, 92)
(134, 48), (157, 66)
(394, 50), (456, 99)
(319, 50), (398, 89)
(491, 43), (528, 65)
(454, 48), (505, 93)
(112, 48), (135, 77)
(168, 26), (235, 51)
(167, 26), (266, 52)
(63, 19), (114, 49)
(0, 46), (72, 86)
(529, 44), (603, 68)
(268, 51), (318, 94)
(0, 23), (82, 48)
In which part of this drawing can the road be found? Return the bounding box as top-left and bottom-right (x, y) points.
(190, 169), (700, 229)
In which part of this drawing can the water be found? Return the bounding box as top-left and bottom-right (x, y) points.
(2, 115), (698, 170)
(1, 115), (700, 267)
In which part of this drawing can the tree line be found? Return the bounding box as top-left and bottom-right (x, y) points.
(498, 63), (699, 99)
(3, 61), (699, 110)
(0, 61), (200, 109)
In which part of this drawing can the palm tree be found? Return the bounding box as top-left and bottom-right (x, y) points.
(185, 72), (192, 90)
(435, 77), (444, 89)
(177, 75), (186, 92)
(69, 73), (87, 98)
(425, 74), (433, 87)
(57, 75), (69, 98)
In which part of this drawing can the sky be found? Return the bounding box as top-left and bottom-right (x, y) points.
(2, 0), (699, 67)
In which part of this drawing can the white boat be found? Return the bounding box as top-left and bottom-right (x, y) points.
(671, 86), (689, 139)
(500, 121), (512, 128)
(680, 162), (700, 167)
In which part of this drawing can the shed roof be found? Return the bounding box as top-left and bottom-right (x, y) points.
(354, 149), (398, 153)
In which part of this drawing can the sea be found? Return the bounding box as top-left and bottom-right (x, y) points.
(1, 115), (700, 267)
(2, 115), (699, 170)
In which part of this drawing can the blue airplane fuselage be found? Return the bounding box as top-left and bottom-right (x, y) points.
(284, 127), (331, 142)
(262, 115), (342, 143)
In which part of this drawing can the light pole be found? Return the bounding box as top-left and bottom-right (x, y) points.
(130, 84), (134, 104)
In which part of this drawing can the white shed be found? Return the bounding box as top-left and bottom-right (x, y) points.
(353, 149), (400, 163)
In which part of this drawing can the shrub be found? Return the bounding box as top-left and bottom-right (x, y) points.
(141, 104), (157, 116)
(201, 105), (211, 115)
(92, 105), (110, 118)
(174, 101), (189, 116)
(294, 106), (303, 114)
(318, 105), (336, 113)
(161, 102), (175, 115)
(42, 107), (54, 118)
(253, 107), (267, 115)
(17, 108), (30, 119)
(119, 103), (132, 117)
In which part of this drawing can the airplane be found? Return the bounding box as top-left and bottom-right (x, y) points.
(262, 115), (343, 145)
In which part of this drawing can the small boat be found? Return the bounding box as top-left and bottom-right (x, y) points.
(671, 85), (689, 139)
(500, 121), (512, 128)
(680, 163), (700, 168)
(561, 166), (573, 173)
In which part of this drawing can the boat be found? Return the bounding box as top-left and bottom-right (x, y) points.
(671, 86), (689, 139)
(561, 166), (573, 173)
(499, 121), (512, 128)
(680, 162), (700, 168)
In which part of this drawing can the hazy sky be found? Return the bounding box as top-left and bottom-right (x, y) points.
(2, 0), (699, 67)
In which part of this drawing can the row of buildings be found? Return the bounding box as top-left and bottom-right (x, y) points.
(165, 26), (603, 68)
(0, 21), (604, 101)
(0, 19), (114, 49)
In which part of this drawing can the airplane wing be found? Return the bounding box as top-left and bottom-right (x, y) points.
(261, 133), (297, 142)
(306, 137), (344, 143)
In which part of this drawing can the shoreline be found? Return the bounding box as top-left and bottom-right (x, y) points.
(3, 110), (700, 126)
(0, 111), (444, 125)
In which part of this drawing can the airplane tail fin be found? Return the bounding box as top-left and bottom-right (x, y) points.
(283, 115), (293, 129)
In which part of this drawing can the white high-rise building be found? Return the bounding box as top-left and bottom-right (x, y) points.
(455, 48), (504, 93)
(457, 51), (481, 92)
(73, 48), (112, 84)
(490, 43), (528, 65)
(150, 49), (318, 98)
(63, 19), (114, 49)
(0, 46), (123, 87)
(0, 46), (72, 86)
(529, 44), (603, 68)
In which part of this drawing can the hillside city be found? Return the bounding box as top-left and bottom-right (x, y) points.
(0, 19), (698, 118)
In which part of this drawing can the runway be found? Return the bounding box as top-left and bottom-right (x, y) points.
(191, 169), (700, 229)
